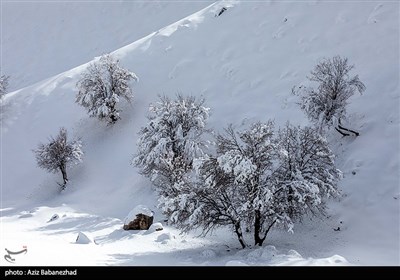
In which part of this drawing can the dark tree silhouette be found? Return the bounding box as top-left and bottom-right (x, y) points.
(34, 128), (83, 189)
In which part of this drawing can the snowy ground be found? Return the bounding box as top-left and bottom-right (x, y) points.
(1, 205), (349, 266)
(1, 1), (399, 266)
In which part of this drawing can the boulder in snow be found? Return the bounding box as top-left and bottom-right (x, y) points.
(47, 214), (59, 223)
(156, 232), (174, 242)
(147, 222), (163, 233)
(123, 205), (154, 230)
(76, 231), (95, 244)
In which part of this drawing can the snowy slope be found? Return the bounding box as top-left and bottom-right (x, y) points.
(2, 1), (210, 91)
(1, 1), (399, 266)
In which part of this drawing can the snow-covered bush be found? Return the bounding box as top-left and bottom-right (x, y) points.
(76, 54), (137, 124)
(133, 94), (210, 197)
(0, 74), (9, 99)
(162, 121), (340, 248)
(293, 56), (365, 135)
(33, 127), (83, 189)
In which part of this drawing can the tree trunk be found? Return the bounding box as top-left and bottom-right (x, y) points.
(335, 127), (350, 136)
(110, 115), (118, 123)
(335, 118), (359, 136)
(109, 103), (118, 124)
(234, 221), (246, 249)
(337, 124), (359, 136)
(254, 210), (263, 246)
(60, 164), (68, 189)
(254, 218), (277, 247)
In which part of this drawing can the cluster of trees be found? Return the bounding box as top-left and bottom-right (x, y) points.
(32, 54), (364, 247)
(134, 55), (364, 247)
(134, 98), (341, 247)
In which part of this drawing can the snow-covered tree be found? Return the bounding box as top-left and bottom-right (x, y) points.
(163, 121), (276, 248)
(271, 123), (341, 232)
(76, 54), (137, 124)
(133, 95), (210, 197)
(0, 75), (9, 99)
(34, 127), (83, 189)
(293, 56), (365, 135)
(162, 121), (341, 249)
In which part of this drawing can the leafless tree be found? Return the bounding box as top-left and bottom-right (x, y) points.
(34, 128), (83, 190)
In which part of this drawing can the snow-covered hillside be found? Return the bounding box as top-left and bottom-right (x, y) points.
(2, 1), (210, 91)
(1, 1), (399, 266)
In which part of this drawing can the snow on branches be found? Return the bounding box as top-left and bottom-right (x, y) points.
(133, 94), (210, 196)
(76, 54), (137, 124)
(162, 121), (340, 248)
(293, 56), (365, 135)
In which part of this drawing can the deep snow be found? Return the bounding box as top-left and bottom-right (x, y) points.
(1, 0), (399, 266)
